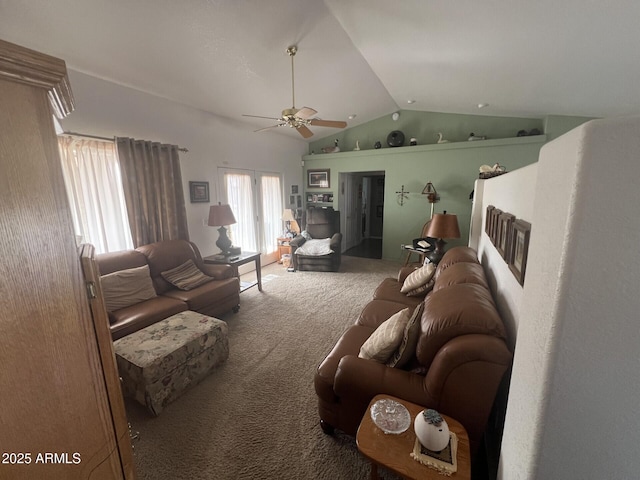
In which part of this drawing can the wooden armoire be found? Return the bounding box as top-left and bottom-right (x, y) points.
(0, 40), (135, 479)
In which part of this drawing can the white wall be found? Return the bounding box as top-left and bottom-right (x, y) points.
(469, 163), (538, 344)
(60, 70), (308, 256)
(498, 116), (640, 479)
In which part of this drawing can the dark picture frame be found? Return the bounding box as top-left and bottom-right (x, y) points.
(497, 212), (516, 260)
(485, 205), (495, 236)
(308, 169), (330, 188)
(490, 208), (502, 245)
(509, 219), (532, 286)
(189, 181), (210, 203)
(291, 185), (298, 194)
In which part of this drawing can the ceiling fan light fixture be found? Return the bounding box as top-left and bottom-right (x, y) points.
(242, 45), (347, 138)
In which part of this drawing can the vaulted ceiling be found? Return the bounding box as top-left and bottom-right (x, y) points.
(2, 0), (639, 141)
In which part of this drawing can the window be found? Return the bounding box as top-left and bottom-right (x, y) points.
(218, 168), (283, 257)
(58, 137), (133, 253)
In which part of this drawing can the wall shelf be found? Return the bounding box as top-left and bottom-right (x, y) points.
(303, 135), (548, 161)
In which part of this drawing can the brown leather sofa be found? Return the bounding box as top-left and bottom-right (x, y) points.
(96, 239), (240, 340)
(290, 208), (342, 272)
(314, 247), (512, 454)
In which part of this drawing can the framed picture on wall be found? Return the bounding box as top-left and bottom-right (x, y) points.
(490, 208), (502, 245)
(509, 219), (532, 285)
(291, 185), (299, 194)
(485, 205), (495, 236)
(497, 212), (515, 260)
(308, 169), (330, 188)
(189, 181), (210, 203)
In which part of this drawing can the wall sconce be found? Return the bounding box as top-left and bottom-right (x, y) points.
(422, 182), (439, 218)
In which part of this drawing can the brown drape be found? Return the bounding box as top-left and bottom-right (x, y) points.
(116, 137), (189, 247)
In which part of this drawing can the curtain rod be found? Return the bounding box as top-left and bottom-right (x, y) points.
(61, 131), (189, 153)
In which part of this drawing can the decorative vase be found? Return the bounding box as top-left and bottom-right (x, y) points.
(414, 409), (450, 452)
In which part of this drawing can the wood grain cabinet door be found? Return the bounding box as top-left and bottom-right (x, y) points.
(0, 39), (134, 480)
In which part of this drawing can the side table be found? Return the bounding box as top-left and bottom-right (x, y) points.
(356, 394), (471, 480)
(276, 237), (292, 263)
(203, 251), (262, 293)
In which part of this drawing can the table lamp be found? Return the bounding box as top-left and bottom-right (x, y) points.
(424, 211), (460, 264)
(282, 209), (300, 237)
(208, 203), (237, 255)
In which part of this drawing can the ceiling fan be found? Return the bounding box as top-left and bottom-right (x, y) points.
(243, 45), (347, 139)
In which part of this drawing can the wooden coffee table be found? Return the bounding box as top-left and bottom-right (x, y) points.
(356, 395), (471, 480)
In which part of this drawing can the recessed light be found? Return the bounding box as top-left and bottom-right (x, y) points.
(407, 99), (416, 104)
(348, 114), (357, 120)
(477, 103), (489, 109)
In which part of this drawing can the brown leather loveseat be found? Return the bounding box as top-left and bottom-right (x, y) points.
(314, 247), (512, 454)
(96, 239), (240, 340)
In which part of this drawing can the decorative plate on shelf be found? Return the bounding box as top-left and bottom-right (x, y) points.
(387, 130), (405, 147)
(370, 398), (411, 434)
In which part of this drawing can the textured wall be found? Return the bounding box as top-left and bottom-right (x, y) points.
(500, 116), (640, 479)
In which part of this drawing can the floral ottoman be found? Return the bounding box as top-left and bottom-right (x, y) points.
(113, 311), (229, 415)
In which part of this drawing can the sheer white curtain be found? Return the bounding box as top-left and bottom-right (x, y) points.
(58, 137), (133, 253)
(260, 174), (283, 254)
(220, 168), (283, 255)
(223, 171), (257, 252)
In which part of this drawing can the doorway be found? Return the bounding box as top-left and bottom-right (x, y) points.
(339, 171), (384, 259)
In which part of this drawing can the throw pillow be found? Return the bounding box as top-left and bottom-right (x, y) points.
(358, 308), (411, 363)
(301, 230), (312, 240)
(101, 265), (157, 312)
(386, 303), (425, 368)
(161, 259), (214, 291)
(406, 277), (436, 297)
(400, 262), (436, 294)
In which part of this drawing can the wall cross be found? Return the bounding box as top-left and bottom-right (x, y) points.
(395, 185), (410, 206)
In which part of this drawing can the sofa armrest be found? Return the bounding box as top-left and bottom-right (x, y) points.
(398, 265), (419, 283)
(289, 235), (306, 250)
(333, 355), (429, 407)
(200, 263), (234, 279)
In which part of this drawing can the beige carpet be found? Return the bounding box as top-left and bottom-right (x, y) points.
(127, 255), (405, 480)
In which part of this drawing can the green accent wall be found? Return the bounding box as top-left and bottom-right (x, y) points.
(302, 136), (547, 261)
(309, 110), (544, 154)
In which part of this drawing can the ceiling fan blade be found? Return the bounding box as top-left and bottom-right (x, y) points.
(243, 114), (282, 121)
(295, 107), (318, 119)
(296, 125), (314, 138)
(255, 124), (283, 133)
(309, 119), (348, 129)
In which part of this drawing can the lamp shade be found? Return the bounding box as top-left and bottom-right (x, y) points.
(208, 203), (236, 227)
(281, 209), (296, 222)
(425, 212), (460, 239)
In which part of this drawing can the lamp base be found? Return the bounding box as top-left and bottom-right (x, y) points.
(216, 226), (233, 254)
(426, 239), (447, 264)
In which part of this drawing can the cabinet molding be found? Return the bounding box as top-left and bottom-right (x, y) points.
(0, 38), (74, 118)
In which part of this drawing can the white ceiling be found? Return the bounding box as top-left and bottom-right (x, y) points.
(2, 0), (639, 141)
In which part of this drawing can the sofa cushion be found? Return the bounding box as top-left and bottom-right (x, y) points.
(386, 302), (425, 368)
(433, 262), (489, 293)
(101, 265), (157, 312)
(358, 308), (411, 362)
(400, 262), (436, 295)
(162, 277), (239, 313)
(109, 296), (188, 340)
(161, 259), (214, 291)
(136, 239), (203, 294)
(434, 246), (479, 279)
(416, 283), (506, 367)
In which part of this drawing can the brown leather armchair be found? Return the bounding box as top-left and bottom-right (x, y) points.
(290, 208), (342, 272)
